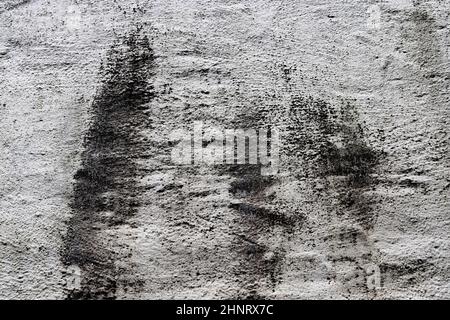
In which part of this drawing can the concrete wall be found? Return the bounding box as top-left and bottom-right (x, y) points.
(0, 0), (448, 299)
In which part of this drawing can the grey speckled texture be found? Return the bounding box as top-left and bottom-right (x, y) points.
(0, 0), (448, 299)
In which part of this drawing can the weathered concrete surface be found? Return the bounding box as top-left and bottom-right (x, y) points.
(0, 0), (448, 299)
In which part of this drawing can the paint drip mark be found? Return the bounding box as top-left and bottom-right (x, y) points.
(286, 96), (382, 230)
(62, 27), (155, 299)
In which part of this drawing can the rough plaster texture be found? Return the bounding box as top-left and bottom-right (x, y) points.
(0, 0), (448, 299)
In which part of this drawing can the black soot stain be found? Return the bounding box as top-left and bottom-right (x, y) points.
(219, 164), (287, 298)
(286, 96), (382, 230)
(62, 28), (155, 300)
(380, 259), (436, 288)
(218, 104), (298, 298)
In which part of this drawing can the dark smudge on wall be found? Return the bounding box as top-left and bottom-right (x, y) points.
(62, 27), (155, 300)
